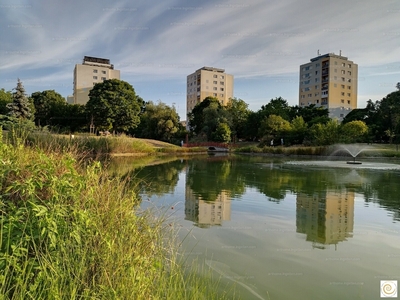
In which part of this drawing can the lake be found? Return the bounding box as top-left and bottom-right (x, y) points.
(112, 154), (400, 299)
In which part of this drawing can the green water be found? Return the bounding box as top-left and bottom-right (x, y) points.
(114, 154), (400, 300)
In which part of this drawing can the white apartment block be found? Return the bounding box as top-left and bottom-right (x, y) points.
(73, 56), (120, 105)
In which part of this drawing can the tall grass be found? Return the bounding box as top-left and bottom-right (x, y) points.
(0, 130), (231, 299)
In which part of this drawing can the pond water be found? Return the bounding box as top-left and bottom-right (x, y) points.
(112, 154), (400, 299)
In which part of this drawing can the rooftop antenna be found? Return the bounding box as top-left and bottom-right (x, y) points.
(317, 49), (320, 56)
(339, 50), (342, 56)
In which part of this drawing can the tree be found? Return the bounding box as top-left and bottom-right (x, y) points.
(340, 120), (368, 143)
(225, 97), (250, 140)
(288, 116), (308, 145)
(85, 79), (143, 133)
(290, 104), (329, 126)
(188, 97), (221, 135)
(134, 101), (183, 142)
(211, 122), (231, 143)
(260, 97), (291, 121)
(259, 114), (291, 145)
(0, 88), (12, 115)
(7, 79), (32, 120)
(31, 90), (67, 127)
(309, 119), (340, 145)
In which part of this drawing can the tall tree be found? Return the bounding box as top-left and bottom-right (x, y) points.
(7, 79), (32, 120)
(85, 79), (143, 133)
(225, 97), (250, 140)
(31, 90), (67, 127)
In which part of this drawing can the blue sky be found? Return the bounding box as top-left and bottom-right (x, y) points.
(1, 0), (399, 120)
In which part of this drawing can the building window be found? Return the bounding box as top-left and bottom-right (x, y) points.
(101, 77), (106, 81)
(347, 93), (351, 97)
(220, 88), (224, 91)
(341, 85), (345, 88)
(93, 70), (98, 73)
(315, 78), (319, 83)
(341, 92), (345, 96)
(213, 81), (217, 84)
(334, 69), (337, 72)
(341, 70), (345, 74)
(348, 86), (351, 90)
(334, 61), (338, 65)
(213, 93), (217, 96)
(316, 100), (319, 103)
(316, 63), (320, 67)
(213, 87), (217, 90)
(101, 70), (106, 74)
(347, 100), (351, 104)
(342, 63), (345, 67)
(341, 99), (344, 103)
(220, 75), (224, 79)
(220, 81), (224, 85)
(220, 94), (224, 97)
(213, 75), (217, 78)
(348, 71), (351, 75)
(348, 64), (351, 68)
(315, 85), (319, 89)
(334, 76), (337, 80)
(342, 77), (345, 81)
(305, 87), (310, 91)
(93, 76), (97, 80)
(347, 78), (351, 82)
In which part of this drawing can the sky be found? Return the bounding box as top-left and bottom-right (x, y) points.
(1, 0), (399, 120)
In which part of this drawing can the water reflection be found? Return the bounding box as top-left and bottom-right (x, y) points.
(185, 189), (231, 228)
(296, 191), (354, 249)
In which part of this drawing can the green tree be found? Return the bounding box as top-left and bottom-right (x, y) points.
(225, 97), (250, 141)
(134, 101), (183, 142)
(188, 97), (221, 135)
(31, 90), (67, 127)
(0, 88), (12, 115)
(259, 114), (291, 140)
(212, 122), (231, 143)
(309, 119), (340, 145)
(288, 116), (308, 145)
(86, 79), (143, 133)
(290, 104), (329, 126)
(7, 79), (32, 120)
(340, 120), (368, 143)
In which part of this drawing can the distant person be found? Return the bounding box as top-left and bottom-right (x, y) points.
(270, 139), (274, 147)
(281, 138), (284, 146)
(180, 140), (184, 147)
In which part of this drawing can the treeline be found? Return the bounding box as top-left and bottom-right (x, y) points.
(1, 79), (399, 146)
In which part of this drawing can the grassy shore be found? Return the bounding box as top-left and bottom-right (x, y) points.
(26, 132), (206, 158)
(0, 131), (231, 299)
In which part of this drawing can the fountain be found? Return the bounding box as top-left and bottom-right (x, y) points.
(285, 144), (400, 170)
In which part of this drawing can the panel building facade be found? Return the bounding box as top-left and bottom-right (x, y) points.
(299, 53), (358, 120)
(186, 67), (234, 117)
(73, 56), (120, 105)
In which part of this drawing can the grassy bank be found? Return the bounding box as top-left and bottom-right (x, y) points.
(0, 131), (230, 299)
(26, 132), (206, 157)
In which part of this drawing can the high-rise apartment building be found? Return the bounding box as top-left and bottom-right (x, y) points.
(186, 67), (234, 117)
(73, 56), (120, 105)
(299, 53), (358, 120)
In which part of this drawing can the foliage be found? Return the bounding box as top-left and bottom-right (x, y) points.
(0, 132), (230, 299)
(6, 79), (33, 120)
(340, 120), (368, 143)
(287, 116), (308, 145)
(0, 88), (12, 115)
(31, 90), (67, 127)
(225, 97), (250, 140)
(134, 101), (184, 142)
(212, 122), (231, 142)
(290, 104), (329, 126)
(309, 119), (340, 145)
(259, 114), (291, 139)
(86, 79), (143, 133)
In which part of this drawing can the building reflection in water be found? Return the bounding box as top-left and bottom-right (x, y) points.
(185, 187), (231, 228)
(296, 190), (354, 250)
